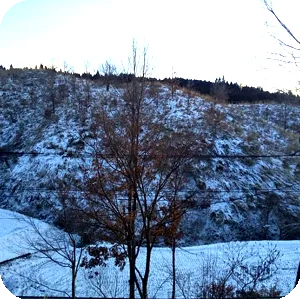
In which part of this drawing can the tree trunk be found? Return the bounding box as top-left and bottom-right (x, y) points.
(72, 263), (76, 299)
(171, 238), (176, 299)
(128, 188), (137, 299)
(141, 243), (152, 299)
(129, 247), (136, 299)
(51, 93), (55, 114)
(71, 240), (77, 299)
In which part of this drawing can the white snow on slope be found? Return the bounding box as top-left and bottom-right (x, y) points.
(0, 208), (57, 262)
(0, 208), (299, 298)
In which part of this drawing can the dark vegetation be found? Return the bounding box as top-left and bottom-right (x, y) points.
(175, 77), (300, 104)
(2, 64), (299, 105)
(74, 71), (300, 104)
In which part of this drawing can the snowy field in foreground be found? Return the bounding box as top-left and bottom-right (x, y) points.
(0, 208), (299, 298)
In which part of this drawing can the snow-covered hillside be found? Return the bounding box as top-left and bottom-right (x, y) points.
(0, 68), (300, 244)
(0, 208), (299, 297)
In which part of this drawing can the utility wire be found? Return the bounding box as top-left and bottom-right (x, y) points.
(1, 186), (299, 195)
(1, 151), (300, 159)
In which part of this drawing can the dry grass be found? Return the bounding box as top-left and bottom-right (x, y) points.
(181, 87), (202, 98)
(197, 93), (215, 103)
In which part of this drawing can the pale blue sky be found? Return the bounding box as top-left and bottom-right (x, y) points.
(0, 0), (300, 92)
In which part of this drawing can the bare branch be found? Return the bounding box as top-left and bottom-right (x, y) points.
(9, 265), (70, 297)
(264, 0), (300, 46)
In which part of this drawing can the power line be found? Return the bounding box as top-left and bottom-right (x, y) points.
(1, 186), (299, 195)
(1, 150), (300, 159)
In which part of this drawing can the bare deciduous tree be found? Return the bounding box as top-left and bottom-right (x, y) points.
(263, 0), (300, 68)
(67, 41), (202, 299)
(17, 196), (84, 299)
(101, 60), (117, 91)
(162, 169), (188, 299)
(84, 264), (124, 298)
(225, 243), (280, 296)
(175, 243), (281, 298)
(210, 77), (229, 104)
(207, 77), (229, 138)
(46, 68), (57, 115)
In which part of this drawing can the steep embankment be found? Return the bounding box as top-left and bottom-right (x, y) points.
(0, 68), (299, 244)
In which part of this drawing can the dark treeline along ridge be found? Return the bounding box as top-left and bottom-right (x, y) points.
(2, 64), (299, 105)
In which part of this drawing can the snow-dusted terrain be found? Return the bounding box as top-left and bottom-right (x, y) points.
(1, 69), (300, 244)
(0, 68), (300, 297)
(0, 208), (299, 298)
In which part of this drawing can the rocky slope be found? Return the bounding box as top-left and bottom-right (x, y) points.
(0, 68), (300, 244)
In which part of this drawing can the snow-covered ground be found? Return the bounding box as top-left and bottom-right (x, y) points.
(1, 70), (300, 297)
(0, 208), (299, 298)
(1, 71), (300, 244)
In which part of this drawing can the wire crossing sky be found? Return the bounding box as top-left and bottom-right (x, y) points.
(1, 150), (300, 158)
(0, 0), (300, 92)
